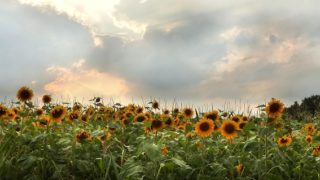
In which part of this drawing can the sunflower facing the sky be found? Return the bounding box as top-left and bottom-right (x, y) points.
(265, 98), (284, 119)
(50, 105), (67, 122)
(220, 120), (239, 140)
(17, 86), (34, 102)
(195, 118), (214, 138)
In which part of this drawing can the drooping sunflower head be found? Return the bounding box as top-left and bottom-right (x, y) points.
(152, 100), (160, 109)
(17, 86), (34, 102)
(195, 118), (214, 138)
(151, 119), (163, 131)
(265, 98), (284, 119)
(182, 108), (194, 119)
(134, 113), (147, 123)
(135, 106), (144, 114)
(50, 105), (67, 122)
(277, 135), (292, 147)
(204, 110), (219, 121)
(220, 120), (239, 140)
(42, 95), (52, 104)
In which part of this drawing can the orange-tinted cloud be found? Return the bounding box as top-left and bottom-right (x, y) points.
(44, 59), (129, 102)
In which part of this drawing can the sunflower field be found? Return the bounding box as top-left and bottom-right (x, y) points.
(1, 86), (320, 180)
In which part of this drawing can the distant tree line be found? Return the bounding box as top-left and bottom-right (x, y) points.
(285, 95), (320, 120)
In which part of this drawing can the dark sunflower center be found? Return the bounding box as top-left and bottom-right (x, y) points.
(43, 96), (51, 103)
(232, 117), (240, 123)
(52, 109), (63, 118)
(280, 138), (288, 144)
(184, 109), (192, 116)
(136, 108), (143, 114)
(199, 122), (210, 131)
(123, 119), (129, 125)
(20, 90), (31, 100)
(173, 108), (179, 114)
(0, 108), (6, 116)
(239, 122), (246, 129)
(206, 114), (217, 121)
(224, 124), (236, 134)
(152, 119), (162, 129)
(152, 102), (159, 109)
(269, 103), (281, 113)
(165, 118), (172, 125)
(136, 116), (145, 122)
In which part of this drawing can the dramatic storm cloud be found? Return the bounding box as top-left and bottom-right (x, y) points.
(1, 0), (320, 108)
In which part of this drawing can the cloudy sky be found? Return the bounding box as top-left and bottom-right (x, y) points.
(1, 0), (320, 108)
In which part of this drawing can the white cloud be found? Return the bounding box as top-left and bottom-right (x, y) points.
(18, 0), (147, 46)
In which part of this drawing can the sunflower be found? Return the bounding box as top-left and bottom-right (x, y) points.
(242, 116), (249, 122)
(161, 115), (174, 127)
(32, 116), (50, 128)
(265, 98), (284, 119)
(204, 110), (219, 121)
(135, 106), (144, 114)
(161, 145), (169, 156)
(76, 131), (92, 142)
(35, 109), (44, 116)
(17, 86), (34, 102)
(6, 109), (16, 120)
(182, 108), (194, 119)
(42, 95), (52, 104)
(50, 105), (67, 122)
(68, 111), (80, 121)
(152, 100), (160, 109)
(173, 108), (180, 115)
(0, 104), (8, 118)
(312, 145), (320, 156)
(305, 135), (312, 144)
(134, 113), (147, 123)
(163, 109), (170, 115)
(86, 106), (95, 116)
(81, 114), (89, 122)
(235, 164), (244, 175)
(231, 116), (241, 123)
(73, 103), (82, 112)
(121, 118), (130, 126)
(277, 135), (292, 147)
(304, 123), (316, 135)
(220, 120), (239, 140)
(98, 132), (112, 143)
(238, 121), (247, 130)
(151, 119), (163, 131)
(195, 118), (214, 138)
